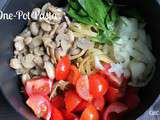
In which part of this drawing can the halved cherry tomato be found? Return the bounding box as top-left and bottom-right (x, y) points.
(80, 104), (99, 120)
(61, 109), (79, 120)
(51, 106), (64, 120)
(51, 95), (65, 109)
(100, 64), (123, 88)
(56, 56), (71, 80)
(67, 65), (81, 85)
(89, 74), (109, 97)
(74, 100), (89, 112)
(92, 96), (105, 111)
(25, 76), (52, 96)
(103, 102), (128, 120)
(26, 94), (51, 120)
(65, 90), (82, 112)
(76, 75), (93, 101)
(123, 92), (140, 111)
(105, 86), (124, 103)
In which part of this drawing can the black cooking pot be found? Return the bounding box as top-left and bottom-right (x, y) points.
(0, 0), (160, 120)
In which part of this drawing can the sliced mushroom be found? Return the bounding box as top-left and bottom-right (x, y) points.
(49, 48), (57, 64)
(22, 73), (31, 85)
(44, 61), (55, 80)
(14, 37), (25, 51)
(10, 58), (22, 69)
(55, 47), (66, 60)
(41, 22), (52, 32)
(43, 55), (50, 62)
(34, 47), (44, 56)
(64, 16), (71, 25)
(21, 54), (35, 69)
(29, 36), (42, 48)
(55, 33), (70, 47)
(30, 22), (39, 36)
(21, 28), (31, 37)
(56, 22), (67, 34)
(24, 37), (32, 45)
(49, 24), (59, 39)
(61, 39), (71, 54)
(33, 55), (43, 67)
(31, 8), (41, 20)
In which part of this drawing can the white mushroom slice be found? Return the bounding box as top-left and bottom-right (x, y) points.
(30, 22), (39, 36)
(22, 54), (35, 69)
(61, 39), (71, 54)
(21, 28), (31, 37)
(22, 73), (31, 85)
(33, 47), (44, 56)
(64, 16), (71, 25)
(76, 38), (94, 50)
(41, 2), (51, 13)
(55, 47), (66, 60)
(55, 33), (70, 47)
(14, 39), (25, 51)
(31, 8), (41, 20)
(49, 24), (59, 39)
(33, 56), (43, 67)
(30, 36), (42, 48)
(43, 55), (50, 62)
(30, 69), (41, 76)
(56, 22), (67, 34)
(10, 58), (22, 69)
(41, 22), (52, 32)
(14, 36), (24, 42)
(42, 35), (52, 47)
(44, 61), (55, 80)
(24, 37), (32, 45)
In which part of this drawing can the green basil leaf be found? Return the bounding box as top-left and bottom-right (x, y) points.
(67, 7), (96, 26)
(78, 0), (106, 24)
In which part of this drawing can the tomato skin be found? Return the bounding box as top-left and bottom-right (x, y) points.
(61, 109), (79, 120)
(105, 87), (124, 103)
(67, 65), (81, 85)
(51, 95), (65, 109)
(92, 96), (105, 111)
(26, 94), (51, 120)
(51, 106), (64, 120)
(76, 75), (93, 101)
(65, 90), (82, 112)
(103, 102), (128, 120)
(56, 56), (71, 81)
(89, 74), (109, 97)
(25, 76), (52, 96)
(74, 100), (89, 112)
(80, 104), (99, 120)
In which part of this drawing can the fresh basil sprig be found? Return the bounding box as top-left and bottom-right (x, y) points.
(67, 0), (119, 44)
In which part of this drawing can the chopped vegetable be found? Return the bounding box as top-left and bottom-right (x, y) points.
(25, 76), (52, 96)
(26, 94), (51, 120)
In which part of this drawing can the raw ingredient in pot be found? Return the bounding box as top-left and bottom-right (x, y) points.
(9, 1), (155, 120)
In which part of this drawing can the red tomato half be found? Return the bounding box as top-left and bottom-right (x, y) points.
(56, 56), (71, 80)
(74, 100), (89, 112)
(76, 75), (93, 101)
(103, 102), (128, 120)
(51, 95), (65, 109)
(61, 109), (79, 120)
(65, 90), (82, 112)
(92, 96), (105, 111)
(80, 104), (99, 120)
(89, 74), (109, 97)
(26, 94), (51, 120)
(51, 106), (64, 120)
(25, 76), (52, 96)
(100, 64), (123, 88)
(67, 65), (81, 85)
(105, 86), (124, 103)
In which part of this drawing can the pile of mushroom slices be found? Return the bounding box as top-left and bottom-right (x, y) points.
(10, 3), (95, 85)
